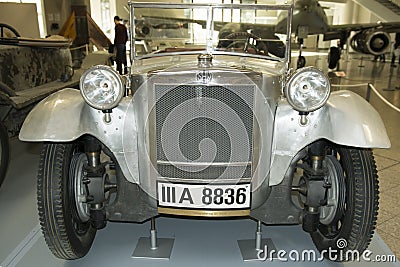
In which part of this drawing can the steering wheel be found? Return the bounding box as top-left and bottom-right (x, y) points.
(0, 23), (20, 38)
(223, 32), (268, 55)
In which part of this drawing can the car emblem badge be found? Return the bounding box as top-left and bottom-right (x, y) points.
(196, 70), (212, 84)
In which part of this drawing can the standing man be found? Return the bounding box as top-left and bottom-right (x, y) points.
(114, 16), (128, 75)
(390, 32), (400, 67)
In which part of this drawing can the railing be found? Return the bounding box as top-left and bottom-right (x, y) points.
(331, 83), (400, 113)
(69, 44), (89, 54)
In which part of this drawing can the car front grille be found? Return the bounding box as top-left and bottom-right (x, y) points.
(154, 84), (255, 182)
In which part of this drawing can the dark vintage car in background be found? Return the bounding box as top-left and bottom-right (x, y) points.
(0, 25), (72, 187)
(19, 1), (390, 261)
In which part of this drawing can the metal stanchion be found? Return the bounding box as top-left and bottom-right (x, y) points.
(383, 66), (396, 91)
(132, 217), (174, 260)
(358, 56), (365, 68)
(366, 83), (372, 102)
(237, 220), (277, 261)
(150, 218), (158, 250)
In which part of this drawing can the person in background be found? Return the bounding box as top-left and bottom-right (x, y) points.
(390, 32), (400, 67)
(114, 15), (128, 75)
(373, 54), (386, 62)
(391, 45), (400, 67)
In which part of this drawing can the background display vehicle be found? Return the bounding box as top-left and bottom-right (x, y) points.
(19, 1), (390, 262)
(0, 30), (72, 187)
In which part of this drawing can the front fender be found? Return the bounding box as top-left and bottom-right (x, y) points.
(269, 90), (390, 186)
(19, 88), (140, 184)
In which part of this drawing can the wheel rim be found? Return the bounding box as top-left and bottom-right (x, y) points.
(318, 154), (347, 238)
(320, 155), (346, 225)
(70, 153), (91, 222)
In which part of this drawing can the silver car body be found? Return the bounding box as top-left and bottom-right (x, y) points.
(20, 2), (390, 217)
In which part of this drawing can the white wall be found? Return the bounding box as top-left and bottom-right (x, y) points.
(0, 3), (40, 38)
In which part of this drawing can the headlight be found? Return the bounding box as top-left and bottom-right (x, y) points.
(80, 65), (124, 110)
(285, 67), (331, 112)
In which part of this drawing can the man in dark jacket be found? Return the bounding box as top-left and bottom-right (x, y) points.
(114, 15), (128, 74)
(390, 32), (400, 67)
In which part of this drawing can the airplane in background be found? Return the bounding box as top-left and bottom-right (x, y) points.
(275, 0), (400, 68)
(131, 0), (400, 69)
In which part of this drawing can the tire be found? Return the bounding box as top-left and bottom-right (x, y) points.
(310, 147), (378, 261)
(297, 56), (306, 69)
(328, 47), (341, 69)
(0, 122), (10, 188)
(37, 143), (96, 259)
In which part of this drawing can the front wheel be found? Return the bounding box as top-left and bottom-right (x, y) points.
(37, 143), (96, 259)
(0, 122), (9, 188)
(311, 147), (378, 261)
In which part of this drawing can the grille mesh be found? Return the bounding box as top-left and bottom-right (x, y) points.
(155, 84), (254, 180)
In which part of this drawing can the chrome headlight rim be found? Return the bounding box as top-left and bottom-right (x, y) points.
(80, 65), (124, 110)
(285, 66), (331, 113)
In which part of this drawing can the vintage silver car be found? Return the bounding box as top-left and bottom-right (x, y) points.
(20, 1), (390, 261)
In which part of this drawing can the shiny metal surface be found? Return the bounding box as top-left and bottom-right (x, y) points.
(18, 67), (390, 208)
(7, 51), (400, 263)
(157, 161), (251, 167)
(19, 0), (391, 217)
(72, 153), (90, 222)
(133, 60), (278, 198)
(154, 83), (254, 181)
(319, 156), (342, 225)
(269, 90), (390, 186)
(19, 65), (390, 197)
(19, 89), (140, 184)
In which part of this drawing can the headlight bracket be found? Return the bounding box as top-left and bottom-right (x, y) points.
(299, 111), (309, 126)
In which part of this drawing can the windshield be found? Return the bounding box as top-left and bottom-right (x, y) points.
(129, 2), (293, 63)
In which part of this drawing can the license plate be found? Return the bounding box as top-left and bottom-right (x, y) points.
(157, 182), (251, 209)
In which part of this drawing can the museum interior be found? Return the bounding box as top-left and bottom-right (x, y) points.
(1, 0), (400, 266)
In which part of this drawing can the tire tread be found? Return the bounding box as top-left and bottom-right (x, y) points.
(37, 143), (94, 259)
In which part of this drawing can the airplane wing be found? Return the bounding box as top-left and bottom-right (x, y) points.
(324, 22), (400, 40)
(137, 15), (283, 57)
(140, 15), (276, 33)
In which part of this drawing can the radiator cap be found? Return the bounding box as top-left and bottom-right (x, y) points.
(198, 54), (213, 66)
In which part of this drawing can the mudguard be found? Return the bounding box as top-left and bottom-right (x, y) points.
(269, 90), (390, 186)
(20, 89), (390, 187)
(19, 88), (140, 184)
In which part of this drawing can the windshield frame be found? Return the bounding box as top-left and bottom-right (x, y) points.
(128, 1), (294, 69)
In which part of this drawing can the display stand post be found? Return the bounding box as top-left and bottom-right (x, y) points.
(237, 220), (277, 261)
(132, 217), (174, 260)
